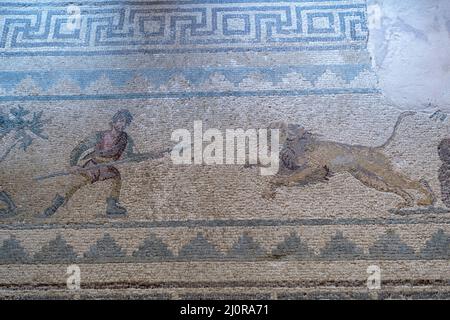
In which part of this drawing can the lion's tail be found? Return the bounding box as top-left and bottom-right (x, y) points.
(377, 111), (416, 149)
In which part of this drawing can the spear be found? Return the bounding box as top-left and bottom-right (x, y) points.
(34, 148), (171, 182)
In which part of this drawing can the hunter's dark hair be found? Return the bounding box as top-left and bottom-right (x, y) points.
(112, 109), (133, 125)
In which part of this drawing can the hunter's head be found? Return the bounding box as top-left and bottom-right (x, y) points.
(111, 109), (133, 132)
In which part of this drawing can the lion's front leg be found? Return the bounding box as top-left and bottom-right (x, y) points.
(262, 166), (327, 199)
(261, 176), (285, 199)
(283, 166), (329, 186)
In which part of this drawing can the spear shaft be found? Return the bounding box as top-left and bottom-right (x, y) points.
(34, 149), (170, 182)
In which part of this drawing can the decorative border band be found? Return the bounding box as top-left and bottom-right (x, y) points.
(0, 228), (449, 263)
(0, 0), (368, 56)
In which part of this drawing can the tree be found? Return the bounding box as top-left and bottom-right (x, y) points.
(0, 106), (48, 163)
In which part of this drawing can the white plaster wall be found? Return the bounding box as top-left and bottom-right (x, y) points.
(367, 0), (450, 111)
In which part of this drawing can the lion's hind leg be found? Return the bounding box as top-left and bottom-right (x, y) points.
(349, 167), (415, 209)
(416, 179), (436, 206)
(368, 163), (435, 207)
(386, 174), (434, 207)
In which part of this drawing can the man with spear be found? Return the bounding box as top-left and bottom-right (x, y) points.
(38, 109), (168, 218)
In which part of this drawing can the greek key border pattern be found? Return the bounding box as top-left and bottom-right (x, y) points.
(0, 0), (368, 56)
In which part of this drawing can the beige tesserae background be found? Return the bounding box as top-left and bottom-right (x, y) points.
(0, 0), (448, 299)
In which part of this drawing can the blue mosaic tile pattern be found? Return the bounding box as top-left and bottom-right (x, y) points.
(0, 0), (368, 56)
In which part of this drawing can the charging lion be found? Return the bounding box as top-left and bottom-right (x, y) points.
(265, 112), (434, 209)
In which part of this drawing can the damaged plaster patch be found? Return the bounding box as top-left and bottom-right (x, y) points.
(367, 0), (450, 111)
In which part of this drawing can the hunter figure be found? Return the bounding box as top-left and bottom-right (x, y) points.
(41, 109), (137, 217)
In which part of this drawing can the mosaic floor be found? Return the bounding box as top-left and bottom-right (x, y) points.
(0, 0), (448, 299)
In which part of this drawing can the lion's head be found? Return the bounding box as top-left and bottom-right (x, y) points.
(268, 120), (307, 146)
